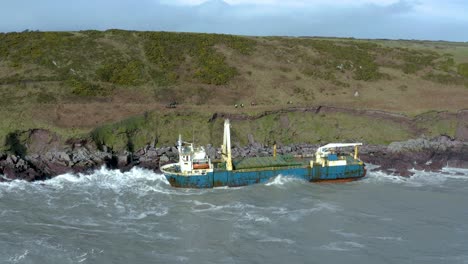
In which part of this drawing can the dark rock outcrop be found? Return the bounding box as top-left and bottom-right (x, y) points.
(0, 129), (467, 181)
(360, 136), (468, 176)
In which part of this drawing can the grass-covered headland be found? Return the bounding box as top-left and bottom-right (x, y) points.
(0, 30), (467, 153)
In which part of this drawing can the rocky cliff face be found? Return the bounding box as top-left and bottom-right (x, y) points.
(0, 129), (467, 182)
(360, 136), (468, 176)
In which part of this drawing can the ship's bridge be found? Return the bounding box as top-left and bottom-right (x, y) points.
(176, 135), (213, 174)
(315, 143), (363, 167)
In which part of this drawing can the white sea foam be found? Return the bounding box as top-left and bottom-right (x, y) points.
(374, 236), (403, 241)
(274, 201), (340, 221)
(190, 203), (272, 223)
(72, 248), (105, 263)
(331, 229), (362, 238)
(122, 207), (169, 220)
(241, 212), (272, 223)
(363, 166), (468, 187)
(190, 200), (225, 212)
(2, 165), (467, 195)
(265, 175), (303, 187)
(0, 167), (168, 193)
(40, 166), (168, 189)
(189, 200), (258, 213)
(0, 167), (213, 197)
(258, 237), (295, 244)
(156, 232), (180, 241)
(188, 198), (338, 224)
(7, 250), (29, 263)
(319, 241), (365, 251)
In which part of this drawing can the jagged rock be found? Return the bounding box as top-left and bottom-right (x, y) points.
(137, 147), (160, 170)
(1, 166), (15, 179)
(159, 155), (170, 168)
(388, 135), (457, 153)
(43, 161), (71, 176)
(169, 146), (178, 155)
(136, 148), (146, 156)
(117, 153), (130, 167)
(1, 127), (467, 181)
(447, 144), (468, 168)
(6, 155), (17, 165)
(160, 154), (170, 163)
(205, 144), (217, 159)
(56, 151), (72, 166)
(282, 146), (292, 153)
(360, 136), (467, 176)
(156, 147), (169, 156)
(145, 149), (159, 158)
(14, 159), (28, 170)
(166, 150), (178, 161)
(71, 148), (91, 164)
(254, 142), (264, 149)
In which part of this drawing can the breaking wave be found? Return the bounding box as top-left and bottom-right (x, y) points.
(1, 166), (467, 263)
(265, 175), (305, 187)
(318, 241), (366, 251)
(364, 167), (468, 187)
(0, 167), (210, 196)
(1, 166), (467, 196)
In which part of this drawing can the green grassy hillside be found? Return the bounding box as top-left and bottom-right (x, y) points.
(1, 30), (467, 152)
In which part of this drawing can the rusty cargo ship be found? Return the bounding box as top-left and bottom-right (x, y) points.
(161, 119), (366, 188)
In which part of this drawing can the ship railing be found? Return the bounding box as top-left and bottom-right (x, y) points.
(220, 165), (306, 173)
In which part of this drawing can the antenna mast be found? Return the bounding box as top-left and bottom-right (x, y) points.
(221, 119), (233, 171)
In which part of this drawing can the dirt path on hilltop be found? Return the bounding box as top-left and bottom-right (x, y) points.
(208, 105), (466, 139)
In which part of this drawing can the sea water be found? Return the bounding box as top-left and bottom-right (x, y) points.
(1, 167), (468, 264)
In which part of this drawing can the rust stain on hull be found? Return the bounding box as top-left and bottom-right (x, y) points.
(313, 168), (366, 184)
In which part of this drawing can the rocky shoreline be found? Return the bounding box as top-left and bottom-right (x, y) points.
(0, 129), (467, 182)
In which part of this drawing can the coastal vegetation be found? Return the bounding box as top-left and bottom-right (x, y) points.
(1, 30), (468, 152)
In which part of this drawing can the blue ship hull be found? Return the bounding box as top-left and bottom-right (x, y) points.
(164, 163), (366, 188)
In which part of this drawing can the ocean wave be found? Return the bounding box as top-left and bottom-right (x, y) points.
(187, 199), (339, 225)
(374, 236), (403, 241)
(241, 212), (272, 223)
(318, 241), (365, 251)
(189, 200), (257, 213)
(284, 202), (341, 222)
(7, 250), (29, 263)
(121, 206), (169, 220)
(40, 166), (168, 189)
(0, 167), (211, 196)
(265, 175), (304, 187)
(330, 229), (404, 242)
(330, 229), (362, 238)
(363, 167), (468, 187)
(0, 167), (166, 191)
(258, 237), (295, 244)
(3, 166), (466, 196)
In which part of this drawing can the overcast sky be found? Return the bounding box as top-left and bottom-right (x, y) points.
(1, 0), (467, 41)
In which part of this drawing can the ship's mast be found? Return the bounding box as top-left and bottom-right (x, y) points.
(222, 119), (233, 171)
(178, 134), (183, 164)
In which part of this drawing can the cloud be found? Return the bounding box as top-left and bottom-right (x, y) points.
(164, 0), (402, 7)
(0, 0), (467, 41)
